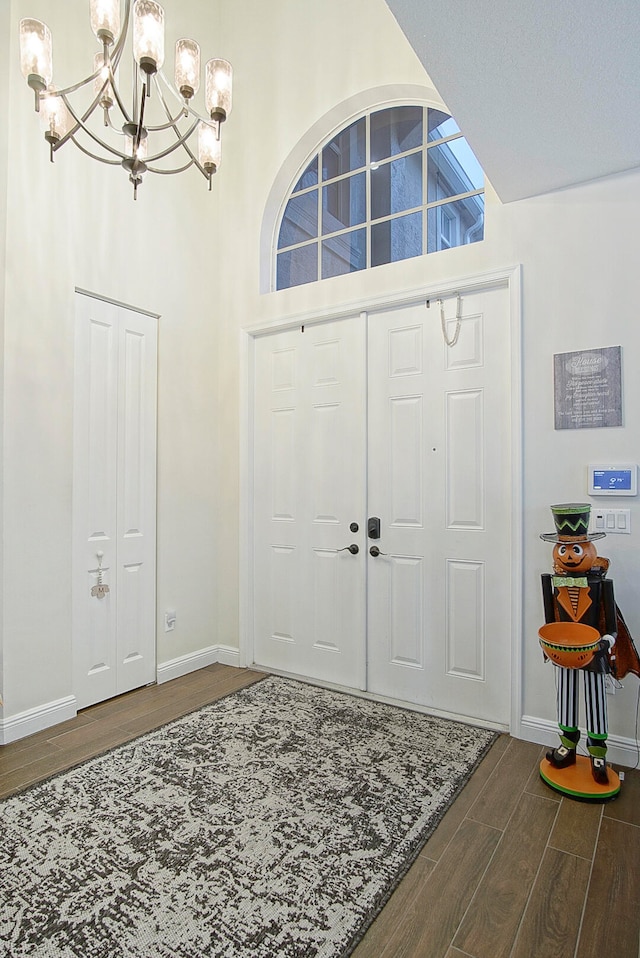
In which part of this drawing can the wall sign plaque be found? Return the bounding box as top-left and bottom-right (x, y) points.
(553, 346), (622, 430)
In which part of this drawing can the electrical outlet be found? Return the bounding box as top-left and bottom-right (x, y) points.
(164, 610), (177, 632)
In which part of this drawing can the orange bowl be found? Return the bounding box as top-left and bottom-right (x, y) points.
(538, 622), (601, 669)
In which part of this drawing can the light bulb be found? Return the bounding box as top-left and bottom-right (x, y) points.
(19, 19), (53, 88)
(198, 122), (221, 173)
(93, 53), (113, 110)
(90, 0), (121, 45)
(133, 0), (165, 74)
(125, 131), (148, 160)
(205, 59), (232, 122)
(40, 91), (72, 143)
(175, 39), (200, 100)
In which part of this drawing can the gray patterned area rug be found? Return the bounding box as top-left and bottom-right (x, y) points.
(1, 676), (497, 958)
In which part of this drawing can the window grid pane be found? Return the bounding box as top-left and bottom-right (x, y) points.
(427, 194), (485, 253)
(427, 138), (484, 203)
(322, 118), (366, 181)
(371, 153), (423, 220)
(322, 228), (366, 279)
(293, 156), (319, 193)
(370, 106), (423, 163)
(322, 172), (366, 235)
(278, 190), (319, 250)
(277, 243), (319, 289)
(371, 211), (422, 267)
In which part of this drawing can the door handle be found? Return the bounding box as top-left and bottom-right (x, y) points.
(337, 544), (359, 555)
(369, 545), (388, 557)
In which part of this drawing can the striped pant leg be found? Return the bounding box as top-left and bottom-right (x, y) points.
(584, 671), (608, 738)
(556, 667), (578, 730)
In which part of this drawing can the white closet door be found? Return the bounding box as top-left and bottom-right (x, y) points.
(73, 294), (157, 710)
(366, 284), (512, 724)
(252, 316), (367, 688)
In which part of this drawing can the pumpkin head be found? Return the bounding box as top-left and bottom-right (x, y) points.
(552, 540), (598, 575)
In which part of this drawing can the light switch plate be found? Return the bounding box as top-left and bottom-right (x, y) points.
(591, 509), (631, 535)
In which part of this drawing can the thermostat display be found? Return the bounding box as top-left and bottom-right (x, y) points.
(588, 463), (637, 496)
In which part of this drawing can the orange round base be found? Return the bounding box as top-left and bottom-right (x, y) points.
(540, 755), (621, 801)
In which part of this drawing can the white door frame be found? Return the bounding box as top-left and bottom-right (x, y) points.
(240, 265), (523, 736)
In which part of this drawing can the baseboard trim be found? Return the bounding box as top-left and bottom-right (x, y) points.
(0, 696), (78, 745)
(156, 645), (241, 684)
(520, 714), (640, 770)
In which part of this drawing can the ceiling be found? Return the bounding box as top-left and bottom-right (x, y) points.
(384, 0), (640, 202)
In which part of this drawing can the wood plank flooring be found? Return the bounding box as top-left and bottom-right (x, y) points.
(1, 664), (638, 958)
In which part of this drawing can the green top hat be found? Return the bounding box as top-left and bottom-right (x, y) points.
(540, 503), (605, 542)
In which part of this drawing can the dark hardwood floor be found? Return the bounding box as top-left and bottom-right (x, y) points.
(1, 664), (639, 958)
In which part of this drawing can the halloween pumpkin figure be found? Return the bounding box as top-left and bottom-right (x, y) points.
(540, 503), (640, 800)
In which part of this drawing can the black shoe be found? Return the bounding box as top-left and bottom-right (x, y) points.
(545, 744), (577, 769)
(590, 756), (609, 785)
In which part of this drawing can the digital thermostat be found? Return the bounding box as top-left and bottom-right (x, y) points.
(588, 463), (637, 496)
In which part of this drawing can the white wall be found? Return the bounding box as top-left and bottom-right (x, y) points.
(2, 0), (639, 756)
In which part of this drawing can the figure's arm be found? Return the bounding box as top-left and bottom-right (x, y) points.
(541, 574), (555, 624)
(600, 578), (617, 650)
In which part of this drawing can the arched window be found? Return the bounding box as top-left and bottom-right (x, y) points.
(275, 105), (484, 290)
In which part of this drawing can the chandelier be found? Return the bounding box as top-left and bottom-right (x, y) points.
(19, 0), (232, 199)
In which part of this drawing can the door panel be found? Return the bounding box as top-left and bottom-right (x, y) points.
(253, 317), (367, 687)
(116, 312), (157, 694)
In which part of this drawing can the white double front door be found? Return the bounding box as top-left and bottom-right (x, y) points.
(252, 280), (513, 726)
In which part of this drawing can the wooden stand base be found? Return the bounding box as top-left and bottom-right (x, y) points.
(540, 755), (621, 801)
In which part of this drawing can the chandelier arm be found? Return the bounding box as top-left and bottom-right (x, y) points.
(135, 85), (147, 153)
(145, 159), (197, 175)
(50, 84), (125, 155)
(53, 94), (128, 161)
(137, 68), (201, 173)
(103, 109), (127, 135)
(139, 76), (190, 132)
(40, 70), (104, 101)
(105, 62), (133, 126)
(145, 80), (208, 172)
(69, 136), (123, 166)
(155, 69), (214, 130)
(143, 118), (201, 163)
(155, 69), (205, 121)
(109, 0), (132, 71)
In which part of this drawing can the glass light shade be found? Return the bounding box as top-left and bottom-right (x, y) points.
(133, 0), (165, 71)
(90, 0), (121, 44)
(93, 53), (114, 109)
(125, 132), (148, 160)
(205, 59), (232, 120)
(19, 19), (53, 84)
(40, 92), (72, 142)
(175, 39), (200, 99)
(198, 122), (221, 171)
